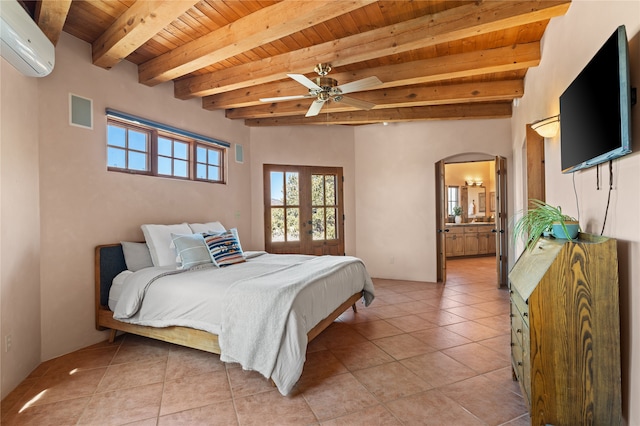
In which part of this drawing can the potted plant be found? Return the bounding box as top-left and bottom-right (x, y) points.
(512, 199), (580, 250)
(453, 206), (463, 223)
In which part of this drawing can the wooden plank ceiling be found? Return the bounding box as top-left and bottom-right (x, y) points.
(31, 0), (571, 127)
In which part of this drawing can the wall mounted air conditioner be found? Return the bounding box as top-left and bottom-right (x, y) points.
(0, 0), (54, 77)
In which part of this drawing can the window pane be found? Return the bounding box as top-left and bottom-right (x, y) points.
(326, 208), (336, 239)
(174, 159), (188, 177)
(158, 137), (172, 156)
(107, 147), (126, 168)
(271, 208), (285, 242)
(107, 125), (126, 147)
(312, 175), (324, 206)
(285, 172), (299, 205)
(325, 175), (336, 205)
(158, 156), (172, 175)
(270, 172), (284, 206)
(448, 186), (459, 215)
(312, 208), (325, 240)
(129, 130), (147, 152)
(196, 163), (206, 179)
(174, 142), (188, 160)
(197, 146), (206, 161)
(208, 165), (220, 180)
(128, 151), (147, 171)
(286, 208), (300, 241)
(208, 149), (220, 165)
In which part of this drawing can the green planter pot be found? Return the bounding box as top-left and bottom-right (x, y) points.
(551, 221), (580, 240)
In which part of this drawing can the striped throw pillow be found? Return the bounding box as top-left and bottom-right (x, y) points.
(203, 229), (245, 267)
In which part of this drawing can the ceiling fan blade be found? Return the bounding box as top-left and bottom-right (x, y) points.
(335, 76), (382, 95)
(287, 73), (321, 90)
(259, 94), (312, 103)
(336, 96), (376, 111)
(305, 100), (326, 117)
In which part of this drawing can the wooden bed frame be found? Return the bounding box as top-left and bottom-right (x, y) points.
(95, 243), (361, 354)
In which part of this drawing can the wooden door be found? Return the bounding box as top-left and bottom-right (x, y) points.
(264, 164), (345, 256)
(495, 155), (508, 287)
(435, 160), (447, 282)
(526, 125), (546, 203)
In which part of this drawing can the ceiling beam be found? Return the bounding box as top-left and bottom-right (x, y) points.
(92, 0), (200, 69)
(175, 0), (570, 99)
(243, 103), (513, 126)
(204, 43), (539, 110)
(34, 0), (72, 46)
(138, 0), (376, 86)
(226, 80), (524, 119)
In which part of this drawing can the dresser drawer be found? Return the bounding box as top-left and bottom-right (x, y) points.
(511, 328), (524, 380)
(512, 325), (531, 409)
(522, 325), (531, 405)
(511, 311), (523, 346)
(510, 289), (529, 327)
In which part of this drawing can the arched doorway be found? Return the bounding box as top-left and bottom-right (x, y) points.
(435, 154), (508, 287)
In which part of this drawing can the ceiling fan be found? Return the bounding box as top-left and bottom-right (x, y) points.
(259, 63), (382, 117)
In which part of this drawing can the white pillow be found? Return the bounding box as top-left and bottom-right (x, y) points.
(120, 241), (153, 271)
(141, 223), (192, 267)
(188, 221), (226, 234)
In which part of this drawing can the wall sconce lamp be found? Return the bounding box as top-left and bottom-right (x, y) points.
(531, 114), (560, 138)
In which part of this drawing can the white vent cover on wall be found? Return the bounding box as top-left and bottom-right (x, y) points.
(69, 94), (93, 129)
(235, 144), (244, 163)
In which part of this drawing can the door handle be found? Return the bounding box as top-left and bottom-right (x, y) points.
(437, 228), (450, 233)
(492, 229), (497, 233)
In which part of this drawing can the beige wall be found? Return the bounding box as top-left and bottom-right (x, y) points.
(249, 126), (356, 254)
(353, 120), (512, 281)
(2, 2), (638, 420)
(34, 33), (252, 362)
(0, 59), (43, 400)
(511, 1), (640, 423)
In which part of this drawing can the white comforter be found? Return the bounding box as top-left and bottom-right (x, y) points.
(112, 252), (375, 395)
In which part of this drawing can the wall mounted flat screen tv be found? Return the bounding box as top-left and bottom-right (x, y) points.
(559, 25), (633, 173)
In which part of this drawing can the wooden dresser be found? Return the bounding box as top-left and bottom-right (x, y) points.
(509, 233), (621, 425)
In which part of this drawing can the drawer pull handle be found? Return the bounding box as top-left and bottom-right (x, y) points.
(516, 329), (522, 333)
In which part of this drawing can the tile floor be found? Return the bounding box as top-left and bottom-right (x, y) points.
(1, 256), (529, 425)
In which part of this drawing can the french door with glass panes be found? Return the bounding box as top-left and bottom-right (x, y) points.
(264, 164), (344, 256)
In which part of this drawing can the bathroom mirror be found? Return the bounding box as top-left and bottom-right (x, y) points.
(467, 186), (486, 216)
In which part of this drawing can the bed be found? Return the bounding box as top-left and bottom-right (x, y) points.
(94, 222), (375, 395)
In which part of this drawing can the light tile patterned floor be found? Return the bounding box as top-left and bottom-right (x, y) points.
(1, 256), (529, 425)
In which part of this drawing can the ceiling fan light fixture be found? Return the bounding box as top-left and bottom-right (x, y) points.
(262, 65), (381, 117)
(314, 63), (332, 76)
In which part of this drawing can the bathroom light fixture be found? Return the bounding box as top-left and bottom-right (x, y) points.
(531, 114), (560, 138)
